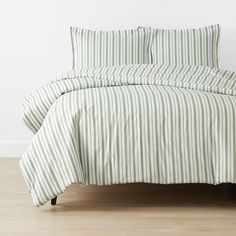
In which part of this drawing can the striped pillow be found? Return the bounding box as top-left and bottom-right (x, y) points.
(70, 27), (151, 69)
(150, 25), (220, 67)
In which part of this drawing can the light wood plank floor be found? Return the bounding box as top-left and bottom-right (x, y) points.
(1, 158), (236, 236)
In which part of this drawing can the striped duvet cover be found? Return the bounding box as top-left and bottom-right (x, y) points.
(20, 64), (236, 206)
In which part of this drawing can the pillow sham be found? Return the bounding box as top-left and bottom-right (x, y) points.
(70, 27), (152, 69)
(149, 24), (220, 67)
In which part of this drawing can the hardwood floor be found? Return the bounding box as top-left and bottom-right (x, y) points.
(1, 158), (236, 236)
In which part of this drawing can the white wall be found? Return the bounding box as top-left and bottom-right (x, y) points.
(0, 0), (236, 156)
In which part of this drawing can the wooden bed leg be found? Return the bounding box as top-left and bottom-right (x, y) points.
(51, 197), (57, 206)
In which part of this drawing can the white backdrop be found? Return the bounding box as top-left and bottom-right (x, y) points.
(0, 0), (236, 156)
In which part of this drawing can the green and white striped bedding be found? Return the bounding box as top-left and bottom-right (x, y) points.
(70, 27), (151, 69)
(20, 64), (236, 207)
(149, 25), (220, 67)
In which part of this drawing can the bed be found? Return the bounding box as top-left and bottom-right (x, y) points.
(20, 63), (236, 207)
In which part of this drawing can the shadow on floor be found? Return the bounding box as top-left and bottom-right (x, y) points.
(44, 183), (236, 212)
